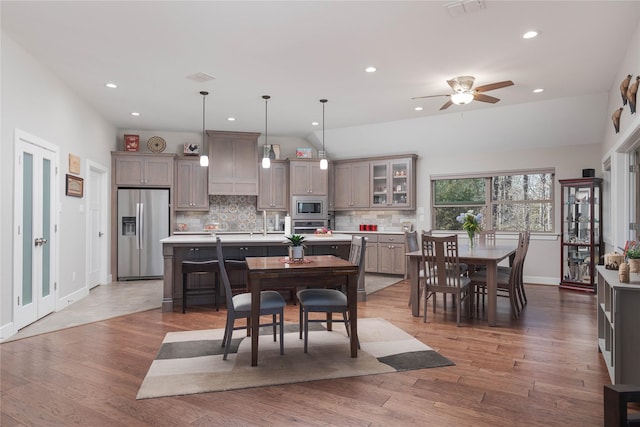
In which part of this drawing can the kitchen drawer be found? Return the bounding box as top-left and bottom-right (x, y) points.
(378, 234), (404, 244)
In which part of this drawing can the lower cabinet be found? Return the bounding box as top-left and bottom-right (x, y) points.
(354, 233), (405, 274)
(597, 266), (640, 384)
(308, 243), (350, 260)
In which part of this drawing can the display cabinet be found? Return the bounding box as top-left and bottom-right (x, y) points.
(370, 156), (416, 210)
(559, 177), (603, 292)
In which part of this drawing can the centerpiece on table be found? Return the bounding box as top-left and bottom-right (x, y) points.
(313, 227), (333, 237)
(285, 234), (306, 260)
(456, 210), (483, 248)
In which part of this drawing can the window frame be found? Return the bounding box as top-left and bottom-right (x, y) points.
(431, 168), (555, 233)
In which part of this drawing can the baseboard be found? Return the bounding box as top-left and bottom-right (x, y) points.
(0, 322), (16, 342)
(525, 275), (559, 286)
(56, 286), (90, 311)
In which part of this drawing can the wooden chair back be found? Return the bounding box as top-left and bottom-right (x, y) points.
(421, 233), (465, 291)
(348, 235), (367, 285)
(479, 229), (496, 246)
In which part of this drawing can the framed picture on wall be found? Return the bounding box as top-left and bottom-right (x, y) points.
(65, 174), (84, 198)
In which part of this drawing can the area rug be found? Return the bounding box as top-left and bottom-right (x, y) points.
(137, 317), (454, 399)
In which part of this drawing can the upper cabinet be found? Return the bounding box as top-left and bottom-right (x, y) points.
(333, 161), (370, 210)
(370, 156), (416, 210)
(289, 159), (328, 196)
(258, 160), (289, 211)
(113, 152), (175, 187)
(207, 131), (260, 195)
(175, 157), (209, 211)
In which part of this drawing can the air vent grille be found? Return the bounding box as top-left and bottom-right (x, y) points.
(186, 72), (216, 83)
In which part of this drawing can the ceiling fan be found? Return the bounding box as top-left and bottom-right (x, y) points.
(412, 76), (514, 110)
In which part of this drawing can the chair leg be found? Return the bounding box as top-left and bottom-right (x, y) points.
(299, 303), (303, 339)
(303, 310), (309, 353)
(279, 309), (284, 356)
(272, 313), (277, 342)
(182, 273), (188, 314)
(342, 311), (350, 337)
(222, 315), (235, 360)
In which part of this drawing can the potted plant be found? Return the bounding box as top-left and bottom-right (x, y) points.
(285, 234), (306, 260)
(626, 241), (640, 273)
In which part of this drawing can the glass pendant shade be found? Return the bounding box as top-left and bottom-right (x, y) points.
(320, 158), (328, 170)
(262, 157), (271, 168)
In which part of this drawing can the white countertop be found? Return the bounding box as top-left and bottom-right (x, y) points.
(162, 233), (354, 244)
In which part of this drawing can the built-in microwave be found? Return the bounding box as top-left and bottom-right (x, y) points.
(291, 195), (328, 220)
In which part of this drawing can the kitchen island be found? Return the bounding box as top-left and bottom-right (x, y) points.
(160, 233), (356, 312)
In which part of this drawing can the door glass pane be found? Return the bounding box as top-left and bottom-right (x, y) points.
(22, 153), (33, 305)
(42, 158), (51, 297)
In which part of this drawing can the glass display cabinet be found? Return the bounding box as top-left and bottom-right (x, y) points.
(559, 177), (603, 292)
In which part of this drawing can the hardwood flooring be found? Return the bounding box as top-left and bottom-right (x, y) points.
(1, 282), (610, 426)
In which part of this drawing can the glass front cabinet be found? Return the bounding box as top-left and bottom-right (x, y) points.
(559, 177), (603, 292)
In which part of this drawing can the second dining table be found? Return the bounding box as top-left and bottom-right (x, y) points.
(245, 255), (360, 366)
(406, 243), (516, 326)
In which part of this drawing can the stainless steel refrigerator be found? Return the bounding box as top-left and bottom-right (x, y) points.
(117, 189), (169, 280)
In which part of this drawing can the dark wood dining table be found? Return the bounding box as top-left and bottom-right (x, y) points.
(406, 244), (516, 326)
(245, 255), (360, 366)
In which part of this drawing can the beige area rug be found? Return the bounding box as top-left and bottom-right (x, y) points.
(137, 317), (454, 399)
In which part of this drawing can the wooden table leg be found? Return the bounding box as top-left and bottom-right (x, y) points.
(250, 275), (260, 366)
(348, 272), (358, 358)
(486, 261), (497, 326)
(409, 256), (420, 317)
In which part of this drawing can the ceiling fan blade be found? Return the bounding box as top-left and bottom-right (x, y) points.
(474, 93), (500, 104)
(411, 94), (450, 100)
(474, 80), (514, 93)
(440, 100), (454, 110)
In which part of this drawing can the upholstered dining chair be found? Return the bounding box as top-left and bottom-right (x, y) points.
(216, 237), (286, 360)
(421, 233), (473, 326)
(469, 231), (529, 319)
(296, 235), (366, 353)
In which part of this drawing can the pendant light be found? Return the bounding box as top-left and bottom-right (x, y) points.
(262, 95), (271, 169)
(319, 99), (328, 170)
(199, 91), (209, 167)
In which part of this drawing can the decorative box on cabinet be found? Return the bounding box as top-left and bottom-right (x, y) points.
(258, 160), (289, 211)
(175, 157), (209, 211)
(333, 161), (370, 210)
(207, 131), (260, 195)
(289, 159), (328, 196)
(559, 177), (603, 292)
(597, 266), (640, 384)
(370, 156), (416, 210)
(112, 152), (175, 186)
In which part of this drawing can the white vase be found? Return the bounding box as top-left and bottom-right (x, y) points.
(291, 246), (304, 260)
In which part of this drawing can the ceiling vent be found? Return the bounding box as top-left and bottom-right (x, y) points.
(445, 0), (485, 17)
(186, 72), (216, 83)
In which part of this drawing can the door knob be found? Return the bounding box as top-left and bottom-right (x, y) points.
(98, 232), (104, 237)
(34, 237), (48, 246)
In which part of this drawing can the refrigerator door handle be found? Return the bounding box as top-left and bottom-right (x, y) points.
(136, 202), (141, 250)
(139, 202), (144, 250)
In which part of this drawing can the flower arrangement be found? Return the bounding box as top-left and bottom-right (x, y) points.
(456, 210), (482, 247)
(625, 240), (640, 259)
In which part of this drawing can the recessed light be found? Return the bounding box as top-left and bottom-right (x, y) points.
(312, 122), (319, 126)
(227, 117), (235, 121)
(365, 66), (377, 73)
(522, 30), (539, 39)
(414, 106), (423, 111)
(105, 82), (117, 89)
(130, 112), (140, 116)
(533, 88), (544, 93)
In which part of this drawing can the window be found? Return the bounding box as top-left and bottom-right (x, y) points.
(432, 169), (554, 232)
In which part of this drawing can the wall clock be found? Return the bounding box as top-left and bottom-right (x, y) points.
(147, 136), (167, 153)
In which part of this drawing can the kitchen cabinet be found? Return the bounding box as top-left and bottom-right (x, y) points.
(559, 177), (603, 292)
(597, 267), (640, 384)
(175, 157), (209, 211)
(207, 131), (260, 195)
(370, 156), (416, 210)
(333, 161), (370, 210)
(113, 152), (175, 186)
(376, 234), (406, 275)
(258, 160), (289, 211)
(290, 159), (328, 196)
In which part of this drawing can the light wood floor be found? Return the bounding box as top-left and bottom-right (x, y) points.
(1, 281), (610, 426)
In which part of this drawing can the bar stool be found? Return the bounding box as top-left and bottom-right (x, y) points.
(181, 260), (220, 313)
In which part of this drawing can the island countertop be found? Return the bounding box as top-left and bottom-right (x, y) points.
(161, 233), (354, 245)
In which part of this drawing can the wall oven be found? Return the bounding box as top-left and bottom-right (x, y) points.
(291, 195), (328, 220)
(293, 220), (329, 234)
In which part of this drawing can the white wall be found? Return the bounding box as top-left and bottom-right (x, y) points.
(1, 33), (116, 334)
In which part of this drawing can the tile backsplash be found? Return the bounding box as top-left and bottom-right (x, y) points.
(334, 211), (416, 232)
(176, 195), (263, 232)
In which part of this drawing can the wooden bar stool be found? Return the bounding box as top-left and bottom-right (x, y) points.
(181, 260), (220, 313)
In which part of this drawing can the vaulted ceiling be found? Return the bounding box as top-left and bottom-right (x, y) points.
(3, 1), (640, 156)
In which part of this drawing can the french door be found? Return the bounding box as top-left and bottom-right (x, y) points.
(13, 130), (58, 330)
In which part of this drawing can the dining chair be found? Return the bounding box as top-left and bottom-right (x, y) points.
(421, 233), (473, 326)
(469, 231), (529, 319)
(296, 235), (366, 353)
(216, 237), (286, 360)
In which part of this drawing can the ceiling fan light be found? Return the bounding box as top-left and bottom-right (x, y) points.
(451, 92), (474, 105)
